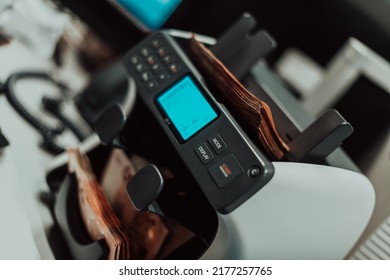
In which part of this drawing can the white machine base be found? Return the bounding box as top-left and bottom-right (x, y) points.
(203, 162), (375, 259)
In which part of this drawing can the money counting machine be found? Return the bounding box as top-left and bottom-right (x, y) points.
(45, 14), (375, 259)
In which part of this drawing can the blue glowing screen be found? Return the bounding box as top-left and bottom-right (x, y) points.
(116, 0), (182, 30)
(157, 75), (218, 141)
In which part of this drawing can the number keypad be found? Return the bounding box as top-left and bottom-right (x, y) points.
(125, 37), (182, 91)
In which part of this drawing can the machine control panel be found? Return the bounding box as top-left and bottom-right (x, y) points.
(123, 32), (274, 213)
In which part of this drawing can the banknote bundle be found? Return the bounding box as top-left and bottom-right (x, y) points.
(188, 35), (289, 160)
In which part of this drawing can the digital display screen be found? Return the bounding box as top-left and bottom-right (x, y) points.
(116, 0), (182, 30)
(156, 75), (218, 141)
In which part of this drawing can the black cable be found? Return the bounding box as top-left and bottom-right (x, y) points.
(2, 71), (77, 155)
(0, 127), (9, 150)
(42, 96), (88, 141)
(0, 81), (10, 150)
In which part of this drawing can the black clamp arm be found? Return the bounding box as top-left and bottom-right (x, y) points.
(208, 13), (354, 163)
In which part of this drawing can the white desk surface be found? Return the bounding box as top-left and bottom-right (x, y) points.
(0, 40), (88, 259)
(204, 162), (375, 259)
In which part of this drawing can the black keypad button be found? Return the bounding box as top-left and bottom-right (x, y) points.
(135, 63), (146, 72)
(157, 47), (168, 57)
(151, 39), (161, 48)
(146, 80), (158, 89)
(141, 47), (152, 57)
(195, 143), (214, 164)
(140, 72), (154, 82)
(162, 55), (174, 64)
(157, 72), (170, 82)
(130, 55), (141, 65)
(151, 63), (164, 73)
(208, 133), (227, 154)
(146, 55), (158, 65)
(168, 64), (180, 74)
(208, 154), (243, 188)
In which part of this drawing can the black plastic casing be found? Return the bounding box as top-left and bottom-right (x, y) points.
(123, 32), (274, 213)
